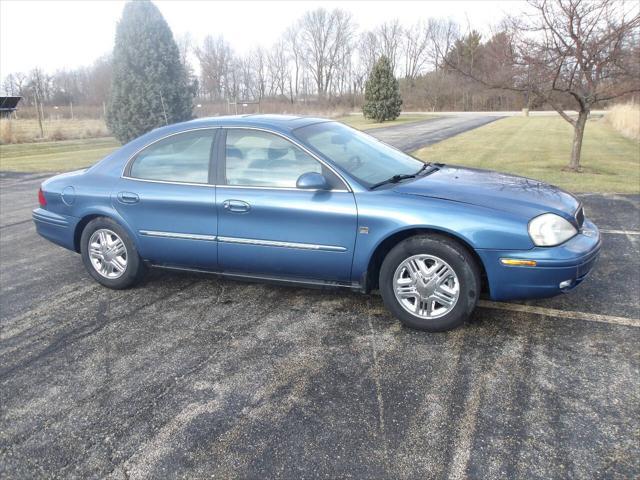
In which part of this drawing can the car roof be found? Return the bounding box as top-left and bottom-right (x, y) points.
(180, 114), (332, 133)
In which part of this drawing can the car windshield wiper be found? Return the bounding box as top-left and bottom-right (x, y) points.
(369, 173), (417, 190)
(370, 163), (438, 190)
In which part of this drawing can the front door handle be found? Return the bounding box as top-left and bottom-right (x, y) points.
(117, 192), (139, 204)
(222, 199), (250, 213)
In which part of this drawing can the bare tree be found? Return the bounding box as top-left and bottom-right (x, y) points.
(429, 18), (460, 71)
(377, 20), (403, 75)
(520, 0), (640, 170)
(2, 74), (19, 96)
(284, 26), (302, 102)
(404, 20), (432, 80)
(298, 8), (356, 97)
(196, 35), (233, 100)
(268, 40), (289, 97)
(251, 47), (268, 100)
(437, 0), (640, 171)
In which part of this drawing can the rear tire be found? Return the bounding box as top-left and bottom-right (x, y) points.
(80, 217), (146, 289)
(379, 234), (480, 332)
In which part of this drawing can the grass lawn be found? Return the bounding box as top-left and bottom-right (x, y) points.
(0, 137), (120, 173)
(0, 115), (436, 173)
(336, 113), (436, 130)
(0, 118), (108, 143)
(413, 116), (640, 194)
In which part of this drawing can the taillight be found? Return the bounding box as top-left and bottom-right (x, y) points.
(38, 188), (47, 207)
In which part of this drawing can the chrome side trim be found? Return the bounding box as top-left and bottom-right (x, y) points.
(122, 177), (215, 188)
(139, 230), (217, 241)
(216, 184), (349, 193)
(137, 231), (344, 251)
(217, 235), (347, 252)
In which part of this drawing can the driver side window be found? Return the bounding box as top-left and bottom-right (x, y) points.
(224, 129), (341, 188)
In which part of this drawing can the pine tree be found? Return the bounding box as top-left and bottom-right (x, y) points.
(362, 56), (403, 122)
(107, 1), (193, 143)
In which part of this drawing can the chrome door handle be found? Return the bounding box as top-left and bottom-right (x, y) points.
(117, 192), (139, 204)
(222, 199), (251, 213)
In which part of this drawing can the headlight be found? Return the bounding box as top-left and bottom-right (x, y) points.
(528, 213), (577, 246)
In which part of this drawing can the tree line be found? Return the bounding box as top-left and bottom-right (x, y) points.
(0, 7), (562, 113)
(2, 0), (638, 170)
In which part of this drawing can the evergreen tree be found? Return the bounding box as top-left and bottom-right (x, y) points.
(362, 56), (402, 122)
(107, 1), (193, 143)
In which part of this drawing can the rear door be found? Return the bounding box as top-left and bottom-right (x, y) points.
(114, 128), (218, 269)
(216, 128), (358, 282)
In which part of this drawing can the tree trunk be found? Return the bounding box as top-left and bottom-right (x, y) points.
(568, 110), (588, 171)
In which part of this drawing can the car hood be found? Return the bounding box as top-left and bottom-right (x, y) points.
(393, 165), (580, 221)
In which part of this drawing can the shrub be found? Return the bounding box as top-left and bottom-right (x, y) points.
(107, 0), (194, 143)
(605, 103), (640, 141)
(363, 56), (402, 122)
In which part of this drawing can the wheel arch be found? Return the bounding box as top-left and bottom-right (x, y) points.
(73, 209), (138, 253)
(362, 227), (489, 294)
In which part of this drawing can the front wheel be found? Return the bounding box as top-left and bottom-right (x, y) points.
(379, 235), (481, 332)
(80, 217), (146, 289)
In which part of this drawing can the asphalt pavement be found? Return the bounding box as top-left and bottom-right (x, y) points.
(368, 114), (501, 151)
(1, 117), (639, 478)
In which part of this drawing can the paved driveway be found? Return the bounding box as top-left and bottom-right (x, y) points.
(1, 119), (639, 478)
(368, 115), (501, 151)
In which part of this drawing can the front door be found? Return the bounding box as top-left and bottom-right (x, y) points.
(114, 129), (218, 269)
(216, 128), (357, 282)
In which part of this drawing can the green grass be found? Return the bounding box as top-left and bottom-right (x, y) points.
(413, 116), (640, 194)
(336, 113), (436, 130)
(2, 116), (638, 195)
(0, 137), (120, 173)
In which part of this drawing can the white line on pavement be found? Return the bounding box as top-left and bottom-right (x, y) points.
(478, 300), (640, 328)
(600, 229), (640, 235)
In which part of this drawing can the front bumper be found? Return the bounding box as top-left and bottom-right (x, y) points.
(32, 208), (79, 251)
(478, 219), (601, 301)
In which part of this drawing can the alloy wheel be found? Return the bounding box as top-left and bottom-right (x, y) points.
(392, 254), (460, 319)
(88, 229), (128, 279)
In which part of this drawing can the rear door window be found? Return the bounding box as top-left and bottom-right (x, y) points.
(129, 130), (214, 184)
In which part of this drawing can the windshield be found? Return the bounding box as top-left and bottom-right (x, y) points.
(293, 121), (424, 188)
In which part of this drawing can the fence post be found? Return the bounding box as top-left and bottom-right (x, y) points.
(34, 91), (44, 138)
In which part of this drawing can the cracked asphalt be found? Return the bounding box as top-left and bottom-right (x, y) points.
(1, 118), (639, 478)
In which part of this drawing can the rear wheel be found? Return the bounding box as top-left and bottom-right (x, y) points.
(80, 217), (145, 289)
(379, 234), (480, 332)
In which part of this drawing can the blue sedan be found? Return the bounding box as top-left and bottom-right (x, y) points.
(33, 115), (601, 331)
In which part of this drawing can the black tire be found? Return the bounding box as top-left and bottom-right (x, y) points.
(379, 234), (481, 332)
(80, 217), (146, 289)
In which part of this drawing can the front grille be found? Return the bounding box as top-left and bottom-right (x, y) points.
(575, 205), (585, 228)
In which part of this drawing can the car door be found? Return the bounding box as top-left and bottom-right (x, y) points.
(114, 128), (218, 269)
(216, 128), (358, 282)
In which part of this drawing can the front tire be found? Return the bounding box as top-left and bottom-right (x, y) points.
(379, 234), (480, 332)
(80, 217), (146, 289)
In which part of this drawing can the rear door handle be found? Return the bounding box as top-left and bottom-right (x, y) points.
(222, 199), (250, 213)
(117, 192), (139, 204)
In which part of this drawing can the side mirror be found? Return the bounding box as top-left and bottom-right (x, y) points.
(296, 172), (330, 190)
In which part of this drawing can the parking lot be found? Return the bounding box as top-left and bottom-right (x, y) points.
(1, 127), (639, 478)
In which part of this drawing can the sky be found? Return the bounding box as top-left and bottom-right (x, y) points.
(0, 0), (520, 76)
